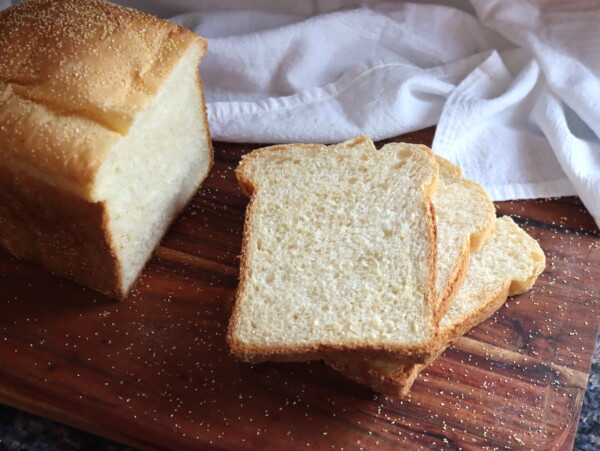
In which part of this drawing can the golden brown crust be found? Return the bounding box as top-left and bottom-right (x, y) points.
(423, 184), (438, 330)
(435, 243), (469, 323)
(0, 164), (122, 298)
(230, 344), (435, 365)
(325, 355), (426, 397)
(196, 74), (215, 181)
(227, 137), (440, 363)
(0, 0), (206, 200)
(226, 194), (256, 357)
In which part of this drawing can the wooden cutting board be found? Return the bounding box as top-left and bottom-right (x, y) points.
(0, 128), (598, 450)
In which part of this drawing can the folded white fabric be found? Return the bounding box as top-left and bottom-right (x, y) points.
(5, 0), (599, 226)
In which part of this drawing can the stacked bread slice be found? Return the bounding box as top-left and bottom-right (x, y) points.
(228, 135), (545, 395)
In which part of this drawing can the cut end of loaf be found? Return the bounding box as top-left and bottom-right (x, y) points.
(326, 354), (427, 397)
(228, 136), (439, 360)
(95, 43), (212, 297)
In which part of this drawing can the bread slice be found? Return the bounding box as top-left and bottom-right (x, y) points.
(327, 216), (546, 396)
(431, 156), (495, 321)
(228, 136), (439, 363)
(0, 0), (213, 298)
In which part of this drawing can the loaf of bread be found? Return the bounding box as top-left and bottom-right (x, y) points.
(0, 0), (213, 298)
(228, 136), (439, 363)
(327, 216), (546, 396)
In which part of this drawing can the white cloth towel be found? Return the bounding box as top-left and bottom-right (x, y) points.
(4, 0), (600, 227)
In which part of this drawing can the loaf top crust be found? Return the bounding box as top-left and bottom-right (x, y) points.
(0, 0), (206, 200)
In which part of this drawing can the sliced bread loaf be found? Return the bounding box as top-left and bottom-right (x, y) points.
(0, 0), (212, 299)
(228, 136), (439, 362)
(327, 216), (546, 396)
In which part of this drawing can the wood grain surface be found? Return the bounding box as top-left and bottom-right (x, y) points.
(0, 128), (598, 450)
